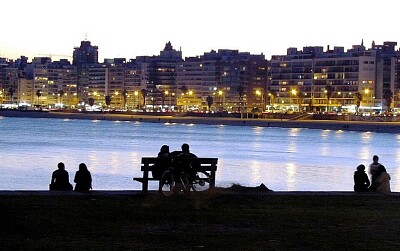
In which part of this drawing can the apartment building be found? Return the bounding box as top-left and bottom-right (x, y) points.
(269, 42), (393, 113)
(3, 39), (400, 113)
(73, 40), (99, 66)
(176, 49), (268, 112)
(78, 64), (108, 107)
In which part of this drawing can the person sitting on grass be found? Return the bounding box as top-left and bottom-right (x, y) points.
(353, 164), (370, 192)
(369, 164), (391, 193)
(74, 163), (92, 192)
(50, 162), (73, 191)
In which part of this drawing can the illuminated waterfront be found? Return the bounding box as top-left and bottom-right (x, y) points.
(0, 116), (399, 191)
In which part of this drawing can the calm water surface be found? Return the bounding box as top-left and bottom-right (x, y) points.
(1, 116), (399, 191)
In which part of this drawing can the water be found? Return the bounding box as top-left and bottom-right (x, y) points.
(0, 116), (399, 191)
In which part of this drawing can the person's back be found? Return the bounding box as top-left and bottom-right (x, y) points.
(153, 145), (172, 179)
(50, 162), (73, 191)
(374, 165), (391, 193)
(172, 143), (197, 181)
(74, 163), (92, 192)
(354, 164), (370, 192)
(369, 155), (381, 182)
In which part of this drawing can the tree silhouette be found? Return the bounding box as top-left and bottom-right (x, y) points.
(36, 89), (42, 104)
(325, 85), (334, 112)
(180, 85), (188, 95)
(121, 89), (127, 109)
(58, 90), (65, 105)
(297, 90), (304, 112)
(206, 96), (214, 113)
(8, 88), (15, 104)
(105, 95), (111, 109)
(140, 89), (147, 109)
(237, 84), (244, 114)
(354, 92), (362, 115)
(88, 97), (95, 108)
(383, 89), (393, 112)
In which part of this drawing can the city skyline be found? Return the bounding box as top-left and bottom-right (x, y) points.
(1, 0), (398, 61)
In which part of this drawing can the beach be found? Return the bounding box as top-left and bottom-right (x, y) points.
(1, 109), (400, 133)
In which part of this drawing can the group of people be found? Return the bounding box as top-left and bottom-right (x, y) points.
(152, 143), (198, 181)
(354, 155), (391, 193)
(49, 151), (391, 193)
(50, 162), (92, 192)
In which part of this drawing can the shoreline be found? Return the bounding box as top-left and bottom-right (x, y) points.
(1, 109), (400, 133)
(1, 189), (399, 196)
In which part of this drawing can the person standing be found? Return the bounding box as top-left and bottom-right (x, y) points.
(368, 155), (381, 182)
(50, 162), (73, 191)
(74, 163), (92, 192)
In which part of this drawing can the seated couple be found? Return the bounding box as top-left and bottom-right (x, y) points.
(152, 143), (197, 181)
(354, 155), (391, 193)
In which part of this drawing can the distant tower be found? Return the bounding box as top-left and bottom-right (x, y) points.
(72, 40), (99, 66)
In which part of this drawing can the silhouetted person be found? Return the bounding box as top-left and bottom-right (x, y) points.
(170, 143), (197, 158)
(368, 155), (381, 183)
(152, 145), (172, 179)
(74, 163), (92, 192)
(50, 162), (73, 191)
(369, 164), (391, 193)
(171, 143), (198, 182)
(354, 164), (370, 192)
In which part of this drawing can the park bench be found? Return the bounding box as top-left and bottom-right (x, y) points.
(134, 157), (218, 194)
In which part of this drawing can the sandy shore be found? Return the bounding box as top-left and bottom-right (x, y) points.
(1, 109), (400, 133)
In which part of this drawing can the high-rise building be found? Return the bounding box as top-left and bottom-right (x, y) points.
(269, 42), (387, 113)
(176, 49), (268, 112)
(73, 41), (99, 66)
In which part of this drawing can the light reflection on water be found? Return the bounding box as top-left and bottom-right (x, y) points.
(0, 116), (399, 192)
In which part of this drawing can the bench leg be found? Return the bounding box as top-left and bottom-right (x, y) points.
(210, 170), (216, 188)
(142, 171), (149, 194)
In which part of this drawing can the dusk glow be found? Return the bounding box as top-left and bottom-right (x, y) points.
(1, 0), (397, 61)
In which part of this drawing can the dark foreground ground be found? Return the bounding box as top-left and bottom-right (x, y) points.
(1, 190), (400, 250)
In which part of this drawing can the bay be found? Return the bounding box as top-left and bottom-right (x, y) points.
(0, 116), (399, 191)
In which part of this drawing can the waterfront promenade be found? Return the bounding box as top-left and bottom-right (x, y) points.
(1, 109), (400, 133)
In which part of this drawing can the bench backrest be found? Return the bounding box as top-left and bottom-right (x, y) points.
(141, 157), (218, 171)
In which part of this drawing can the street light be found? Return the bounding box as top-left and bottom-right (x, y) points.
(218, 90), (224, 111)
(364, 88), (372, 112)
(291, 89), (297, 111)
(164, 90), (171, 111)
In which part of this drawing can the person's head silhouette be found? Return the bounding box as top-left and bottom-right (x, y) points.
(58, 162), (65, 170)
(79, 163), (88, 172)
(181, 143), (190, 153)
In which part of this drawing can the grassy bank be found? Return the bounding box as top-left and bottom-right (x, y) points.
(1, 191), (400, 250)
